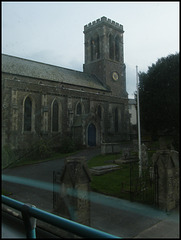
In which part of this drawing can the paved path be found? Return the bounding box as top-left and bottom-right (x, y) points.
(2, 147), (179, 238)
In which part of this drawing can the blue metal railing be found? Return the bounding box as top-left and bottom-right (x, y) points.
(2, 195), (120, 238)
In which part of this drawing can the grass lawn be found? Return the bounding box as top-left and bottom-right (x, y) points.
(87, 153), (122, 168)
(88, 153), (131, 200)
(87, 152), (155, 204)
(90, 167), (131, 200)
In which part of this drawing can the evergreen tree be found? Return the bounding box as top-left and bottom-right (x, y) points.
(136, 53), (179, 147)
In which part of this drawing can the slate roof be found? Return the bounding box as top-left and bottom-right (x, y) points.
(2, 54), (108, 91)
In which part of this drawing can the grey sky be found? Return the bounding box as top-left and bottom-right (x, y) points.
(2, 1), (179, 98)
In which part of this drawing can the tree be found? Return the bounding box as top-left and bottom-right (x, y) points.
(136, 53), (179, 147)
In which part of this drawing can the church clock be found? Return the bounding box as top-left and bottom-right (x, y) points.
(112, 71), (119, 81)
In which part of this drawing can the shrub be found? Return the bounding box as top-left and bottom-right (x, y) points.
(59, 137), (76, 153)
(19, 138), (53, 161)
(36, 138), (53, 159)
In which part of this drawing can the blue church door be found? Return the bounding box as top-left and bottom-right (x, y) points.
(88, 123), (96, 146)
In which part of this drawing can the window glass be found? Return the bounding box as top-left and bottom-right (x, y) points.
(76, 102), (82, 115)
(96, 35), (100, 59)
(115, 36), (120, 61)
(24, 97), (32, 131)
(115, 108), (118, 133)
(52, 100), (58, 132)
(2, 3), (179, 239)
(109, 34), (114, 60)
(91, 38), (94, 61)
(98, 105), (102, 119)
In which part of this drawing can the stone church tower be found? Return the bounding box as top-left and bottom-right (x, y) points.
(83, 16), (127, 98)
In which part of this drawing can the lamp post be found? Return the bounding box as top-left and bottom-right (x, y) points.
(136, 66), (142, 177)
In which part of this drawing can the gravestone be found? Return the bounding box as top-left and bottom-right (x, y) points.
(53, 157), (91, 237)
(152, 137), (179, 211)
(141, 143), (148, 168)
(122, 148), (130, 159)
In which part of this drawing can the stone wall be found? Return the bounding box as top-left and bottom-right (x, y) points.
(101, 143), (122, 154)
(2, 72), (130, 151)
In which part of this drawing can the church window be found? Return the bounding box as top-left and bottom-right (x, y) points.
(91, 35), (100, 61)
(115, 108), (118, 133)
(91, 38), (94, 61)
(52, 100), (59, 132)
(98, 105), (102, 119)
(95, 35), (100, 59)
(24, 97), (32, 131)
(115, 36), (120, 61)
(76, 102), (82, 115)
(109, 34), (114, 60)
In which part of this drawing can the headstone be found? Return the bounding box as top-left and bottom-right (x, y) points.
(122, 148), (130, 160)
(141, 143), (148, 168)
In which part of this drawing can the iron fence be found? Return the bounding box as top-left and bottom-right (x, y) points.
(121, 162), (158, 206)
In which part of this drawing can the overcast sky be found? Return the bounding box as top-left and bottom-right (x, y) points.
(2, 1), (179, 98)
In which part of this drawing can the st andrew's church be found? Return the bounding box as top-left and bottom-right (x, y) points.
(2, 16), (131, 151)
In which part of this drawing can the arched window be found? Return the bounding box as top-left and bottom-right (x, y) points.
(76, 102), (82, 115)
(52, 100), (58, 132)
(95, 35), (100, 59)
(91, 37), (94, 61)
(98, 105), (102, 119)
(109, 34), (114, 60)
(115, 36), (120, 61)
(115, 108), (118, 133)
(24, 97), (32, 131)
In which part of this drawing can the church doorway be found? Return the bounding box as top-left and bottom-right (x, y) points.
(88, 123), (96, 146)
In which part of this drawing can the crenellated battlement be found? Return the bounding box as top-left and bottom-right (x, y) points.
(84, 16), (123, 32)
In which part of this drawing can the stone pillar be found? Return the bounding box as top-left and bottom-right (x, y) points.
(152, 138), (179, 211)
(53, 157), (91, 226)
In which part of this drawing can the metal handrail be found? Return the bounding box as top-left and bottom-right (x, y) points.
(2, 195), (120, 239)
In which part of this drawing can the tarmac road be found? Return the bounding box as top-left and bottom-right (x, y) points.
(2, 147), (100, 211)
(2, 147), (179, 238)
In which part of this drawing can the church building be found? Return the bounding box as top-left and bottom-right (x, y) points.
(2, 16), (130, 151)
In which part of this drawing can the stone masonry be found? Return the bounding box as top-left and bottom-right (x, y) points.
(152, 138), (179, 211)
(53, 157), (91, 225)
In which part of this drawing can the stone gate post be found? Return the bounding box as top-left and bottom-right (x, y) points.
(53, 157), (91, 226)
(152, 138), (179, 211)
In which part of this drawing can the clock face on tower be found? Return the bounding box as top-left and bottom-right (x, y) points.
(112, 71), (119, 81)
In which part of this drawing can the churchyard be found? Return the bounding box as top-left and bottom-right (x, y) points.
(87, 139), (179, 211)
(87, 150), (156, 206)
(2, 139), (179, 211)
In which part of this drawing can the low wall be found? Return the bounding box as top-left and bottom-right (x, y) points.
(101, 143), (122, 155)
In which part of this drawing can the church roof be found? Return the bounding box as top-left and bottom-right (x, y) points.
(2, 54), (108, 91)
(128, 99), (136, 105)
